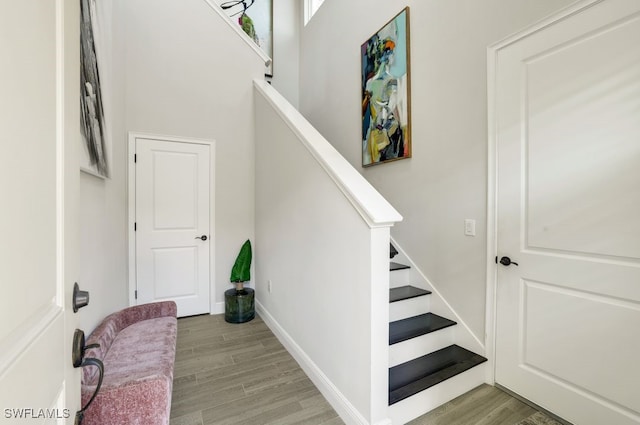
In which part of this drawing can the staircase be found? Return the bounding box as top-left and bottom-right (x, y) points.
(387, 243), (487, 424)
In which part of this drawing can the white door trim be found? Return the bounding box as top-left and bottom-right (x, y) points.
(484, 0), (604, 385)
(128, 132), (216, 312)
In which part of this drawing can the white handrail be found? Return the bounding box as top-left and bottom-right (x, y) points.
(254, 79), (403, 228)
(202, 0), (272, 67)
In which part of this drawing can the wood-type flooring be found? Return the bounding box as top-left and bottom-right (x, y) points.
(170, 314), (556, 425)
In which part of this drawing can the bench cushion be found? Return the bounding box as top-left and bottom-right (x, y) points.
(83, 302), (177, 385)
(81, 302), (177, 425)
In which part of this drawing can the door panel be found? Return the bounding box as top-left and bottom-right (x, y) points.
(494, 1), (640, 424)
(0, 0), (80, 422)
(525, 13), (640, 259)
(152, 247), (198, 298)
(0, 316), (65, 418)
(135, 138), (211, 317)
(522, 280), (640, 411)
(152, 151), (199, 229)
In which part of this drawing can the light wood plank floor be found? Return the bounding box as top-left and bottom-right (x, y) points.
(170, 314), (545, 425)
(170, 314), (344, 425)
(408, 384), (540, 425)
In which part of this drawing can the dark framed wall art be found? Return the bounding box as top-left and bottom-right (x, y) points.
(80, 0), (110, 178)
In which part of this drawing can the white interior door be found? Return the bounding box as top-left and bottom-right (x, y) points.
(493, 1), (640, 424)
(134, 137), (212, 317)
(0, 0), (80, 422)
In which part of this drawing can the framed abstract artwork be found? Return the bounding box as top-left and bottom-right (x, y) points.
(80, 0), (110, 178)
(361, 7), (411, 167)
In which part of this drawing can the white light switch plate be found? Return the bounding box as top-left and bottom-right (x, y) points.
(464, 219), (476, 236)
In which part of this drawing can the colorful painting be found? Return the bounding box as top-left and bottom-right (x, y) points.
(220, 0), (273, 74)
(361, 7), (411, 167)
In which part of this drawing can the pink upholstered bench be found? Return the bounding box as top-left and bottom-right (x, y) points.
(81, 301), (177, 425)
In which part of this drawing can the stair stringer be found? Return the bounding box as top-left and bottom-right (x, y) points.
(389, 237), (486, 367)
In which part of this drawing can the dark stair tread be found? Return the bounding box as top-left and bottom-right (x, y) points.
(390, 261), (410, 271)
(390, 243), (399, 259)
(389, 286), (431, 303)
(389, 313), (456, 345)
(389, 345), (487, 405)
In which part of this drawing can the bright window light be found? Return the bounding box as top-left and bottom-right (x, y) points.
(304, 0), (326, 25)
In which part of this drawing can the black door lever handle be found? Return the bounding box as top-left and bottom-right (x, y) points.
(498, 256), (518, 266)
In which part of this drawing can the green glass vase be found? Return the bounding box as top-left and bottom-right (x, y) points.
(224, 288), (255, 323)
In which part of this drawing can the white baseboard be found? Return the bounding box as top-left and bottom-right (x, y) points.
(211, 301), (224, 315)
(256, 300), (391, 425)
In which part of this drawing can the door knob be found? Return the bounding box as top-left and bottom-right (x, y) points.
(498, 256), (518, 266)
(195, 235), (208, 241)
(72, 283), (90, 312)
(71, 329), (104, 425)
(72, 329), (100, 368)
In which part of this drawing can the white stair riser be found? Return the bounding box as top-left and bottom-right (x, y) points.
(389, 326), (454, 368)
(388, 364), (487, 425)
(389, 269), (410, 288)
(389, 296), (431, 322)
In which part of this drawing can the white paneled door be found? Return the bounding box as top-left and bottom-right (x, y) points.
(0, 0), (81, 422)
(493, 1), (640, 424)
(134, 137), (212, 317)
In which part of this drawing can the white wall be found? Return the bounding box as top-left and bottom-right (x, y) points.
(210, 0), (272, 59)
(211, 0), (301, 107)
(271, 0), (300, 107)
(254, 82), (397, 424)
(79, 0), (129, 333)
(120, 0), (265, 313)
(299, 0), (574, 341)
(79, 0), (267, 330)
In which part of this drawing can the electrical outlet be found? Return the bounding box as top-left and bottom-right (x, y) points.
(464, 219), (476, 236)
